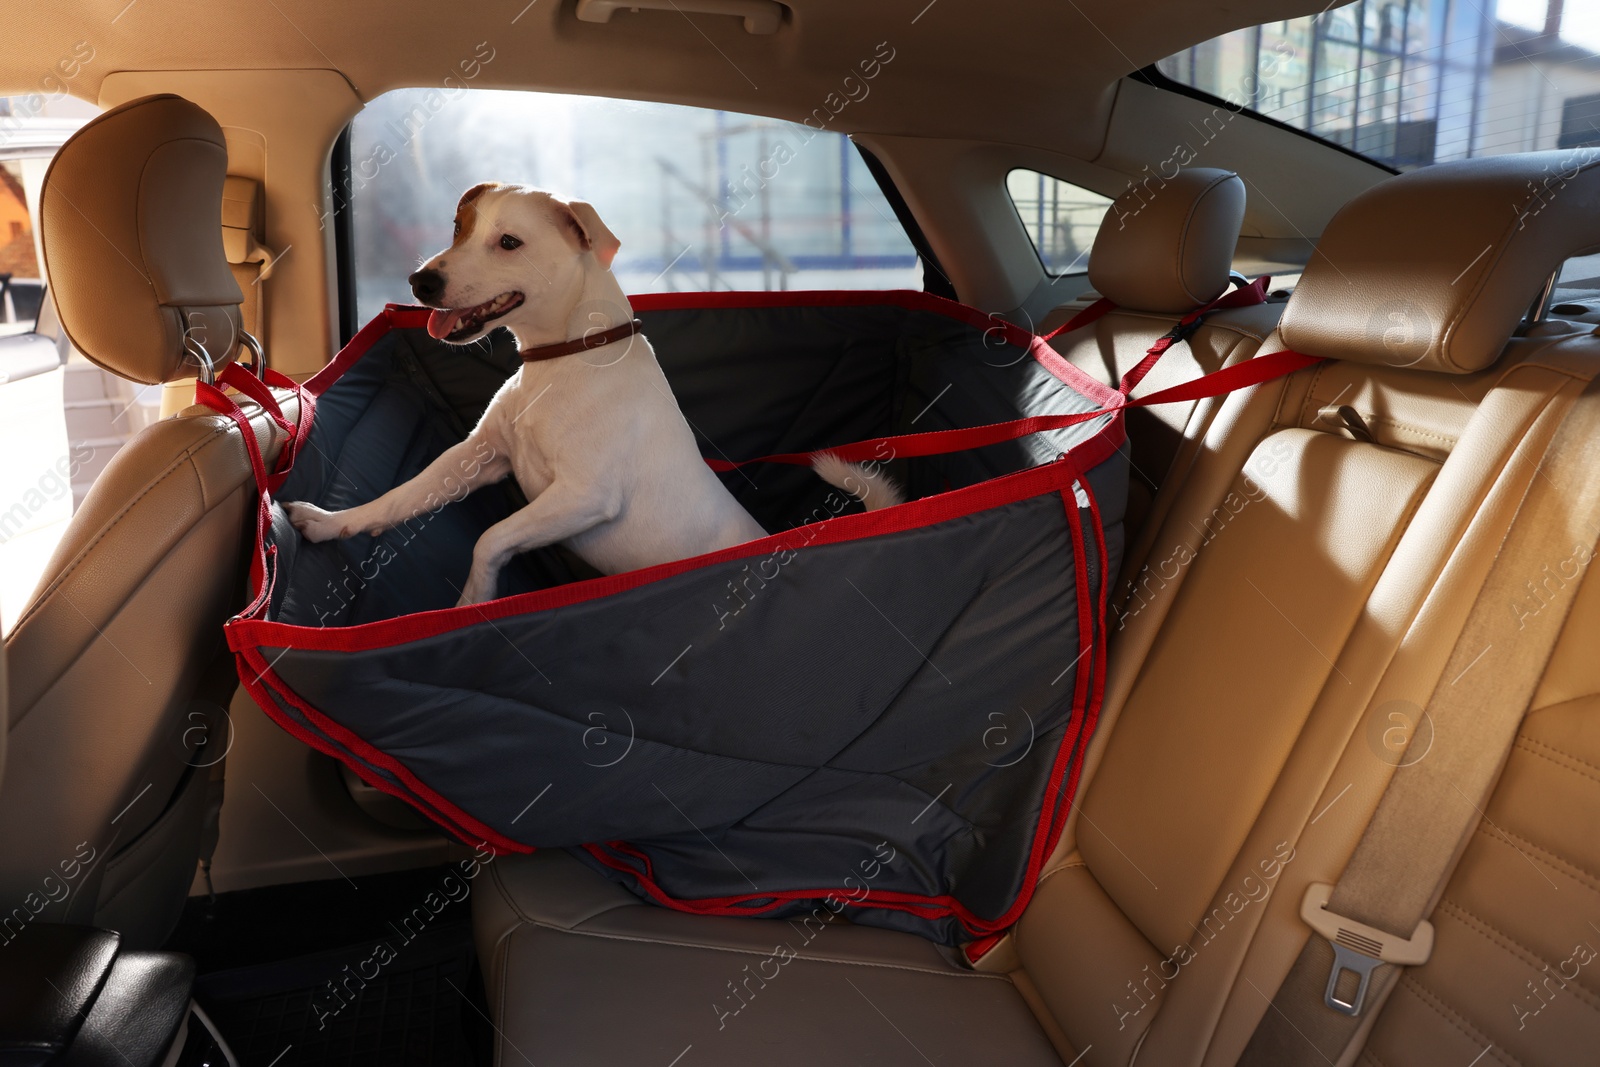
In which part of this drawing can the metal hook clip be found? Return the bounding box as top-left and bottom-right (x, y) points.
(183, 332), (216, 386)
(238, 331), (266, 379)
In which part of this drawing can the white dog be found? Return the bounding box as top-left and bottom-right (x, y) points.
(284, 183), (900, 606)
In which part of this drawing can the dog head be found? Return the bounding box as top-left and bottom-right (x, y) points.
(408, 183), (622, 345)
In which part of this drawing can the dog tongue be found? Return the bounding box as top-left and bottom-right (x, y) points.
(427, 308), (462, 340)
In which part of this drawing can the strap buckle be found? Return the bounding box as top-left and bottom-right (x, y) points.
(1163, 317), (1204, 347)
(1300, 883), (1433, 1017)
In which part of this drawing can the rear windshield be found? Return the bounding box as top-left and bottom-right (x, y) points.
(1157, 0), (1600, 169)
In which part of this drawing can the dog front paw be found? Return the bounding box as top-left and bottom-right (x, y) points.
(455, 583), (492, 608)
(283, 501), (364, 542)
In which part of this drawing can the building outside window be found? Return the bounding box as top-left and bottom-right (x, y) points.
(1158, 0), (1600, 169)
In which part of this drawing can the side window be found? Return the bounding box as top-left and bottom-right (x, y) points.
(0, 93), (119, 633)
(1006, 169), (1113, 275)
(346, 89), (922, 323)
(0, 159), (42, 334)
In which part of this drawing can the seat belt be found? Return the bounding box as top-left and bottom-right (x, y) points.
(222, 175), (277, 343)
(1239, 374), (1600, 1066)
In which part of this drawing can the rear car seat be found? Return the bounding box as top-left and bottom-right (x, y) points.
(473, 153), (1600, 1065)
(0, 95), (295, 949)
(1020, 152), (1600, 1066)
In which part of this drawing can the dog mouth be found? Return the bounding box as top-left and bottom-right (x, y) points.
(426, 291), (525, 342)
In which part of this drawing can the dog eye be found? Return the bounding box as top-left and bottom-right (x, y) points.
(500, 234), (522, 251)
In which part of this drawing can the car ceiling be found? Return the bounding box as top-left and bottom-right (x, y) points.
(14, 0), (1338, 153)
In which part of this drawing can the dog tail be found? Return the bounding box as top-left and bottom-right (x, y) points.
(812, 452), (905, 511)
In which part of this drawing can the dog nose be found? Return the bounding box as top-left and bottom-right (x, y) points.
(410, 268), (445, 303)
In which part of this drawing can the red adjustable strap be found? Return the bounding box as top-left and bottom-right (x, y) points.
(1041, 296), (1116, 342)
(1036, 277), (1271, 395)
(217, 362), (316, 492)
(196, 381), (276, 614)
(704, 348), (1320, 471)
(260, 366), (317, 490)
(219, 363), (290, 437)
(196, 380), (272, 490)
(1117, 276), (1272, 395)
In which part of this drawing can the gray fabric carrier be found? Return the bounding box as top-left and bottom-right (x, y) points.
(223, 292), (1128, 946)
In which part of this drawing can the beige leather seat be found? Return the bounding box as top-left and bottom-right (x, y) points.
(475, 154), (1600, 1066)
(1021, 154), (1600, 1065)
(0, 95), (295, 949)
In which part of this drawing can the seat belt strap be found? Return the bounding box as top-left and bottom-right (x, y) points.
(222, 175), (276, 344)
(1239, 373), (1600, 1066)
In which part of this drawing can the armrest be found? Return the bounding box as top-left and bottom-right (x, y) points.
(61, 953), (195, 1067)
(0, 924), (196, 1067)
(0, 925), (120, 1067)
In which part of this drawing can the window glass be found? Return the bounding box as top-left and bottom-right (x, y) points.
(0, 91), (140, 633)
(1156, 0), (1600, 168)
(347, 89), (921, 323)
(1004, 169), (1113, 275)
(0, 159), (41, 335)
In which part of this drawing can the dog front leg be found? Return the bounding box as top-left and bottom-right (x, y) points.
(457, 482), (620, 606)
(285, 436), (512, 542)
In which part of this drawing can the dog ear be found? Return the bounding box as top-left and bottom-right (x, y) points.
(561, 200), (622, 270)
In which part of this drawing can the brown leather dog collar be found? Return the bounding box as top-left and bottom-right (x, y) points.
(519, 319), (643, 363)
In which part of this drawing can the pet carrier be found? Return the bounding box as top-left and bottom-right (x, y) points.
(213, 286), (1309, 945)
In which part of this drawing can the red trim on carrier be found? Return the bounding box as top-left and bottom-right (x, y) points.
(221, 286), (1319, 943)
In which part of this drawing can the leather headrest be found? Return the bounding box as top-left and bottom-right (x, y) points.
(41, 94), (243, 386)
(1280, 149), (1600, 374)
(1087, 167), (1246, 314)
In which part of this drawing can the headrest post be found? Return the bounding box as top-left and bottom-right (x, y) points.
(1521, 270), (1559, 334)
(182, 326), (216, 386)
(238, 331), (266, 379)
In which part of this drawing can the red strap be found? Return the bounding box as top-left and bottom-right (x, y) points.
(1041, 297), (1116, 342)
(220, 363), (291, 438)
(1117, 276), (1272, 395)
(195, 382), (275, 613)
(217, 362), (316, 492)
(704, 348), (1320, 471)
(260, 366), (317, 491)
(196, 381), (271, 491)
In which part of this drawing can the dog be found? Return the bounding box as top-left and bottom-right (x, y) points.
(283, 184), (901, 606)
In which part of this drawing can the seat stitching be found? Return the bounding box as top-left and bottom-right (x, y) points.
(521, 915), (1011, 982)
(496, 926), (512, 1067)
(1035, 860), (1088, 889)
(1346, 415), (1456, 445)
(1434, 899), (1600, 1012)
(1516, 735), (1600, 784)
(1397, 976), (1523, 1067)
(1474, 824), (1600, 894)
(1296, 362), (1331, 429)
(1298, 398), (1458, 446)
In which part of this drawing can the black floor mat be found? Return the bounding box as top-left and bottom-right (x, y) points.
(166, 865), (490, 1066)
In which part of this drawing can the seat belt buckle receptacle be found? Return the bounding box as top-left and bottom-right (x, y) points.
(1300, 882), (1434, 1017)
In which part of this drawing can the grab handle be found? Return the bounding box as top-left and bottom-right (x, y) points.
(576, 0), (785, 34)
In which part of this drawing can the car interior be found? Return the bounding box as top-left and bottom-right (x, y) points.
(2, 1), (1600, 1065)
